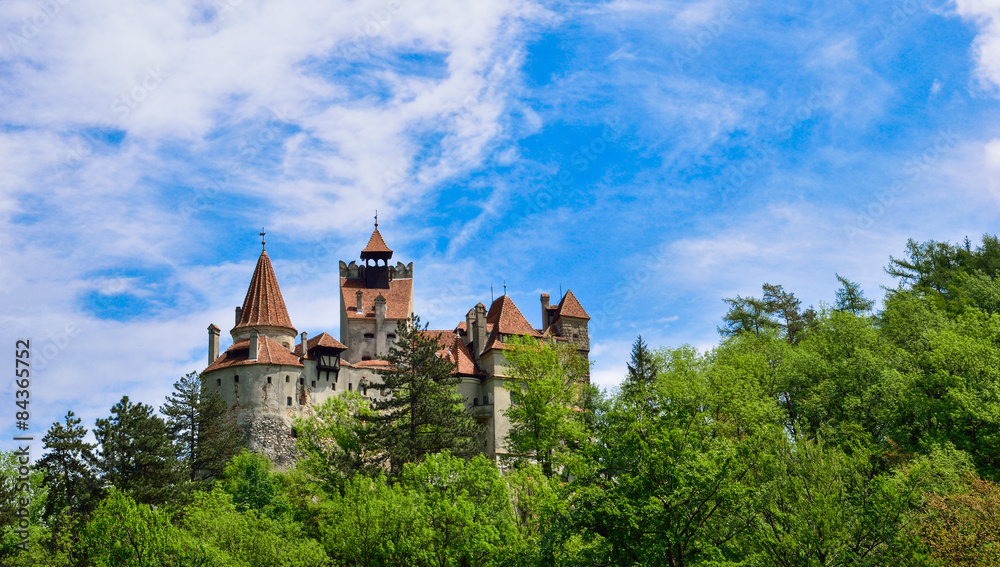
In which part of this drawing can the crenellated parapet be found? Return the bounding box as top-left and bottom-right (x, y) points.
(390, 261), (413, 279)
(340, 260), (361, 278)
(340, 260), (412, 279)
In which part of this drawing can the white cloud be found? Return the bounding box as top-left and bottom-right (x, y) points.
(955, 0), (1000, 91)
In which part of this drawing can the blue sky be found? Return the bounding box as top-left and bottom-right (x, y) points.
(2, 0), (1000, 451)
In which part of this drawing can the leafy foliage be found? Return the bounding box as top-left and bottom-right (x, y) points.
(503, 336), (593, 477)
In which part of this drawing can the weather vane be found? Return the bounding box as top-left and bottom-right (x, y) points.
(260, 227), (266, 250)
(374, 210), (378, 229)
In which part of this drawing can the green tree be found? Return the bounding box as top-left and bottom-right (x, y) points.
(36, 411), (100, 521)
(219, 450), (291, 520)
(180, 488), (330, 567)
(569, 345), (770, 567)
(79, 490), (189, 567)
(834, 273), (875, 316)
(747, 433), (932, 567)
(400, 451), (520, 567)
(503, 336), (591, 477)
(93, 396), (183, 506)
(294, 391), (379, 488)
(719, 294), (779, 338)
(160, 372), (241, 483)
(782, 310), (904, 445)
(620, 335), (659, 411)
(0, 450), (47, 561)
(763, 283), (807, 343)
(364, 315), (482, 478)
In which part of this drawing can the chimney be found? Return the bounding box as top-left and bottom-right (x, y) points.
(208, 324), (220, 365)
(375, 294), (387, 355)
(356, 290), (364, 315)
(540, 293), (551, 329)
(249, 329), (259, 361)
(473, 302), (487, 358)
(300, 332), (308, 358)
(465, 308), (475, 340)
(235, 306), (242, 326)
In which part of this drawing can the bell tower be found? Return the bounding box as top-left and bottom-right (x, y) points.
(361, 213), (393, 289)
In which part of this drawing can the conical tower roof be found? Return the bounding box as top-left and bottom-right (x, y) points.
(233, 250), (296, 335)
(361, 227), (393, 258)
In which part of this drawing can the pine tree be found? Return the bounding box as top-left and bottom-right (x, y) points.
(94, 396), (183, 506)
(621, 336), (659, 411)
(161, 372), (241, 483)
(36, 411), (100, 520)
(834, 274), (875, 316)
(364, 315), (482, 478)
(625, 335), (657, 386)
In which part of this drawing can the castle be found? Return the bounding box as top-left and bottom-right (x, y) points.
(201, 225), (591, 467)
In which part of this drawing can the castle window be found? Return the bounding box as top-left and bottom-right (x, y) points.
(311, 381), (316, 388)
(349, 383), (352, 391)
(216, 378), (221, 387)
(364, 333), (375, 339)
(473, 398), (479, 406)
(285, 376), (290, 383)
(267, 377), (271, 384)
(362, 385), (368, 396)
(234, 375), (239, 383)
(286, 397), (292, 406)
(300, 378), (304, 385)
(483, 394), (489, 404)
(387, 333), (396, 340)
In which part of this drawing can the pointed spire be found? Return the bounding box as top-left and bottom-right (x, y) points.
(233, 249), (296, 336)
(361, 218), (393, 259)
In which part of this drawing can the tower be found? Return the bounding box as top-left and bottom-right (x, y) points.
(339, 223), (414, 363)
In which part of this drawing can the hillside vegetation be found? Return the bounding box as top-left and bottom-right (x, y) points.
(5, 235), (1000, 566)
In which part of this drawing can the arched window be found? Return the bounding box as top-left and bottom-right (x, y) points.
(216, 378), (221, 387)
(473, 398), (479, 406)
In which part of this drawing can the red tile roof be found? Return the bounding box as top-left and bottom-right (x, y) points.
(352, 359), (392, 368)
(233, 251), (296, 333)
(292, 332), (348, 357)
(203, 335), (303, 373)
(485, 295), (542, 337)
(556, 289), (590, 320)
(341, 278), (412, 320)
(361, 228), (393, 255)
(308, 332), (347, 351)
(422, 330), (484, 376)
